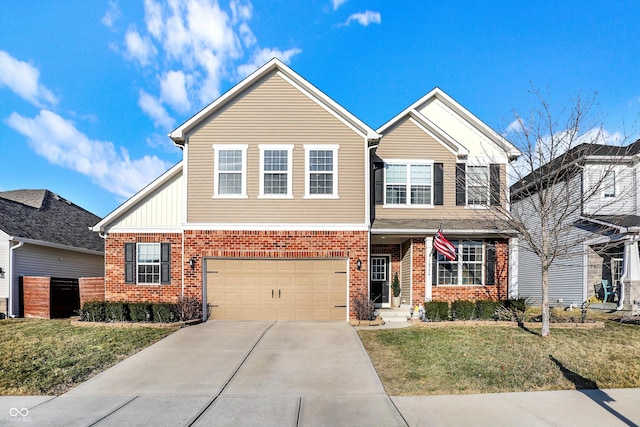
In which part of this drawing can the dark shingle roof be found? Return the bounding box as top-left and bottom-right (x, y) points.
(0, 190), (104, 252)
(371, 218), (514, 234)
(581, 215), (640, 229)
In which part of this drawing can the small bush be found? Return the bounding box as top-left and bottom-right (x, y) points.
(352, 293), (375, 321)
(105, 302), (128, 322)
(451, 300), (475, 320)
(504, 297), (531, 313)
(152, 303), (177, 323)
(476, 300), (500, 320)
(129, 303), (152, 322)
(424, 301), (449, 321)
(175, 296), (203, 321)
(80, 301), (106, 322)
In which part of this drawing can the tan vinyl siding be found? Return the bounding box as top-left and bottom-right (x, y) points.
(111, 171), (183, 229)
(400, 240), (411, 303)
(376, 117), (507, 221)
(186, 71), (366, 224)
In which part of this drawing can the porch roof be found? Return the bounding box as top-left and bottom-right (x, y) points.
(371, 218), (514, 236)
(580, 215), (640, 233)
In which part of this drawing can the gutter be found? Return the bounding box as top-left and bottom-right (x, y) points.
(8, 240), (23, 318)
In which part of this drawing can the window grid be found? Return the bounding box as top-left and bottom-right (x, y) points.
(467, 166), (489, 205)
(309, 150), (334, 195)
(137, 243), (160, 284)
(603, 171), (615, 198)
(371, 257), (387, 281)
(216, 149), (244, 196)
(436, 241), (485, 285)
(385, 163), (432, 205)
(263, 149), (289, 195)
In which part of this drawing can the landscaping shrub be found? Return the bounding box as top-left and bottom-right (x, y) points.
(80, 301), (106, 322)
(175, 296), (203, 321)
(105, 302), (128, 322)
(451, 300), (475, 320)
(352, 293), (375, 321)
(476, 300), (500, 320)
(424, 301), (449, 321)
(152, 303), (177, 323)
(504, 297), (530, 313)
(129, 303), (152, 322)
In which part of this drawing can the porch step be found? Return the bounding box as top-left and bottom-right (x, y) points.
(378, 308), (412, 323)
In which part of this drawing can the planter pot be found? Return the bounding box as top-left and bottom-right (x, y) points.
(392, 296), (401, 308)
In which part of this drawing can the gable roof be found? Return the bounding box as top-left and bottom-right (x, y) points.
(0, 190), (104, 253)
(169, 58), (380, 144)
(377, 87), (521, 160)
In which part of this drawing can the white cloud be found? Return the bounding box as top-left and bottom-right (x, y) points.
(124, 28), (157, 66)
(160, 70), (191, 112)
(101, 0), (122, 29)
(230, 0), (252, 23)
(332, 0), (348, 10)
(236, 47), (303, 78)
(0, 50), (58, 107)
(144, 0), (164, 39)
(6, 110), (170, 198)
(138, 90), (175, 129)
(502, 117), (526, 136)
(342, 10), (381, 26)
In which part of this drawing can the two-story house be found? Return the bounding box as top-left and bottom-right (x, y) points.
(92, 58), (521, 320)
(511, 140), (640, 314)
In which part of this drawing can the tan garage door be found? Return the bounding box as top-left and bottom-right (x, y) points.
(205, 259), (347, 321)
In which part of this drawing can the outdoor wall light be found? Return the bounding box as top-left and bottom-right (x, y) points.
(189, 257), (197, 270)
(356, 259), (362, 271)
(0, 267), (4, 278)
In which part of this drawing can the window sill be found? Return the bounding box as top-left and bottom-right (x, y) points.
(303, 195), (340, 199)
(212, 195), (249, 199)
(258, 195), (294, 199)
(435, 284), (494, 287)
(383, 204), (434, 209)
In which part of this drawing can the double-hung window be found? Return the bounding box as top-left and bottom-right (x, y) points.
(603, 170), (616, 198)
(435, 240), (485, 285)
(305, 145), (338, 198)
(385, 162), (433, 206)
(467, 165), (489, 205)
(259, 145), (293, 197)
(213, 145), (247, 197)
(124, 242), (171, 285)
(137, 243), (161, 284)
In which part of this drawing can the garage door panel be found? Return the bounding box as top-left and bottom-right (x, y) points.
(206, 259), (347, 321)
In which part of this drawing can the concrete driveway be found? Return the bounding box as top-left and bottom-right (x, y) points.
(11, 321), (406, 426)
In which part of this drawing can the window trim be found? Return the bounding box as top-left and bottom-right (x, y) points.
(304, 145), (339, 199)
(212, 144), (248, 198)
(258, 145), (294, 199)
(602, 170), (616, 198)
(383, 159), (434, 208)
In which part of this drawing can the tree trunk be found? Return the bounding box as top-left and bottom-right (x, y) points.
(541, 260), (550, 337)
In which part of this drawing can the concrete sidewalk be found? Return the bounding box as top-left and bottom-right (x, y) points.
(1, 321), (639, 426)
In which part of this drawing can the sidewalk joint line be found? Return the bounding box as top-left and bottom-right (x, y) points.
(87, 395), (138, 427)
(295, 396), (302, 426)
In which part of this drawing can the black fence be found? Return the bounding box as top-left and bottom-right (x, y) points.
(50, 277), (80, 318)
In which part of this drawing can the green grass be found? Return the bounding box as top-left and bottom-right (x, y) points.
(0, 319), (177, 395)
(358, 320), (640, 395)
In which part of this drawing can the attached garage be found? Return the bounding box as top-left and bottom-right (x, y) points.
(205, 258), (348, 321)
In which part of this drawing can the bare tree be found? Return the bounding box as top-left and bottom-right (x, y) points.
(478, 90), (634, 336)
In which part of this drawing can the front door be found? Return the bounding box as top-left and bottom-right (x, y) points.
(370, 256), (390, 307)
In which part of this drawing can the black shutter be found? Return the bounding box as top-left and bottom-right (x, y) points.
(490, 164), (501, 206)
(374, 163), (384, 205)
(456, 163), (466, 206)
(485, 242), (496, 285)
(432, 251), (438, 285)
(124, 243), (135, 284)
(434, 163), (444, 205)
(161, 243), (171, 284)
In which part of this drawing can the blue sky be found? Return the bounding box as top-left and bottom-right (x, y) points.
(1, 0), (639, 217)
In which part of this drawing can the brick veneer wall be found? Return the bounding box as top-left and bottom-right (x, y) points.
(183, 230), (368, 318)
(79, 277), (105, 306)
(105, 233), (183, 303)
(22, 276), (50, 319)
(431, 239), (509, 303)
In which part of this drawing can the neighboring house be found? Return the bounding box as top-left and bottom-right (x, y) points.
(0, 190), (105, 317)
(511, 140), (640, 313)
(92, 58), (521, 321)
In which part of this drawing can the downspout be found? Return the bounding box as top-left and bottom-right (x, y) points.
(8, 240), (24, 318)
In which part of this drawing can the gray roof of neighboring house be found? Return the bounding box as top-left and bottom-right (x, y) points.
(581, 215), (640, 229)
(0, 190), (104, 253)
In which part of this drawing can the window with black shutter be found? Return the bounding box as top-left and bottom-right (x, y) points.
(485, 242), (496, 285)
(434, 163), (444, 206)
(490, 164), (501, 206)
(456, 163), (466, 206)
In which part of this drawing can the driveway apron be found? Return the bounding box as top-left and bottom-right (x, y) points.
(15, 321), (406, 427)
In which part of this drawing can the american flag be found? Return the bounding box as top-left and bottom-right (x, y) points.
(434, 229), (456, 261)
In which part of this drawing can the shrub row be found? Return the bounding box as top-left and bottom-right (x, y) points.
(423, 298), (530, 322)
(79, 297), (202, 323)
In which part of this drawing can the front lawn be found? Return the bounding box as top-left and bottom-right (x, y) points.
(0, 319), (177, 395)
(359, 320), (640, 395)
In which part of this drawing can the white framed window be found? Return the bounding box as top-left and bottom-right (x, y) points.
(305, 145), (338, 198)
(213, 145), (248, 198)
(384, 161), (433, 206)
(137, 243), (160, 284)
(467, 165), (489, 206)
(436, 240), (484, 285)
(259, 145), (293, 198)
(371, 257), (388, 281)
(603, 170), (616, 198)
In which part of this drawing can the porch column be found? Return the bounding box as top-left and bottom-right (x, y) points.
(425, 236), (433, 302)
(508, 237), (519, 299)
(620, 237), (640, 314)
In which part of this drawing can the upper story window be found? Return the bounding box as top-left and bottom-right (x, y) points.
(467, 165), (489, 205)
(385, 161), (433, 206)
(305, 145), (338, 198)
(259, 145), (293, 198)
(603, 171), (616, 198)
(213, 145), (247, 198)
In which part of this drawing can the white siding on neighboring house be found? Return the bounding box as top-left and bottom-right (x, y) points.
(10, 243), (104, 314)
(583, 163), (636, 216)
(108, 171), (183, 230)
